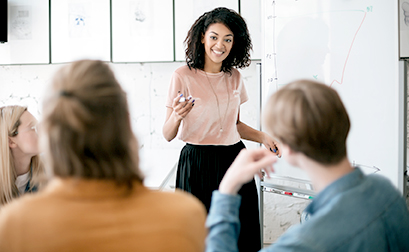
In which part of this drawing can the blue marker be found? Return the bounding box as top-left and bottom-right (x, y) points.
(270, 147), (277, 153)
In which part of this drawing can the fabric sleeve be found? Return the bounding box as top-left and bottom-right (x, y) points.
(165, 71), (184, 108)
(266, 226), (320, 252)
(205, 190), (242, 252)
(204, 191), (317, 252)
(239, 74), (249, 105)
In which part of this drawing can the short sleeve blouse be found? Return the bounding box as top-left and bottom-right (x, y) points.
(165, 66), (248, 145)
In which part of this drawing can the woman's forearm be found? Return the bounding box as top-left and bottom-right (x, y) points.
(163, 108), (182, 142)
(236, 120), (263, 143)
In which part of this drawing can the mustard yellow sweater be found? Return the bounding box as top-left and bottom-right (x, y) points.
(0, 178), (207, 252)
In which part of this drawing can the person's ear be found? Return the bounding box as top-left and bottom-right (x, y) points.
(285, 145), (295, 155)
(280, 143), (298, 166)
(8, 137), (17, 149)
(279, 142), (289, 153)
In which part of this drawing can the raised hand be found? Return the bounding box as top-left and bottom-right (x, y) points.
(172, 94), (195, 120)
(219, 148), (277, 195)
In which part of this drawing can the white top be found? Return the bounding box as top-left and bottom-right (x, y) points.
(15, 171), (30, 195)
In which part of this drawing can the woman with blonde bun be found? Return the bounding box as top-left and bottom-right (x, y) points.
(0, 60), (207, 252)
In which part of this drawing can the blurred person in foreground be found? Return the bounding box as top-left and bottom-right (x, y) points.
(205, 80), (409, 252)
(0, 60), (207, 252)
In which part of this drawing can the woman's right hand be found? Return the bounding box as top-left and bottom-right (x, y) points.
(219, 148), (277, 195)
(163, 94), (195, 142)
(172, 94), (195, 121)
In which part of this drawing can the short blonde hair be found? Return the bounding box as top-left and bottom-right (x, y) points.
(0, 106), (44, 206)
(263, 80), (350, 164)
(41, 60), (143, 187)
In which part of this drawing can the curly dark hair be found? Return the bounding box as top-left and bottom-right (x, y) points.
(184, 7), (252, 73)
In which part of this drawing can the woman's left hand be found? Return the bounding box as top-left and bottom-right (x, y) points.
(262, 133), (281, 157)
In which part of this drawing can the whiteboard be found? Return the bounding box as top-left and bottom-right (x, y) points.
(262, 0), (405, 190)
(400, 0), (409, 58)
(174, 0), (239, 61)
(112, 0), (173, 62)
(0, 0), (49, 64)
(51, 0), (110, 63)
(241, 0), (262, 60)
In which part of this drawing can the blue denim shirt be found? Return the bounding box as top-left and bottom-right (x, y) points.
(206, 168), (409, 252)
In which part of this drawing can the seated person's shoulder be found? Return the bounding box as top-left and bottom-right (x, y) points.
(0, 194), (40, 234)
(366, 173), (403, 199)
(147, 188), (206, 214)
(0, 191), (44, 215)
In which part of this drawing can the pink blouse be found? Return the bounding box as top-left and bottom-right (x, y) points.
(166, 65), (248, 145)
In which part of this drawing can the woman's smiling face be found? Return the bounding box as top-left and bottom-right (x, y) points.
(201, 23), (234, 72)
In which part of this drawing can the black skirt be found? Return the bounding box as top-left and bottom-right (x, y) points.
(176, 141), (261, 252)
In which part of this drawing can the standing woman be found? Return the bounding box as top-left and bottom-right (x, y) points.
(0, 106), (44, 207)
(163, 7), (280, 252)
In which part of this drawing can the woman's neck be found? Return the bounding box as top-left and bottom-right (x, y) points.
(301, 157), (354, 193)
(12, 152), (32, 176)
(204, 62), (222, 73)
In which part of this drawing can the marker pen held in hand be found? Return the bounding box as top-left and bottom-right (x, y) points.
(179, 95), (193, 102)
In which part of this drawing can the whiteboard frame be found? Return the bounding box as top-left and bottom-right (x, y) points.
(0, 0), (49, 65)
(50, 0), (111, 63)
(399, 60), (408, 195)
(399, 0), (409, 58)
(111, 0), (173, 63)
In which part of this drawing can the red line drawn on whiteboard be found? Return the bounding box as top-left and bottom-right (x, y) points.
(330, 12), (367, 87)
